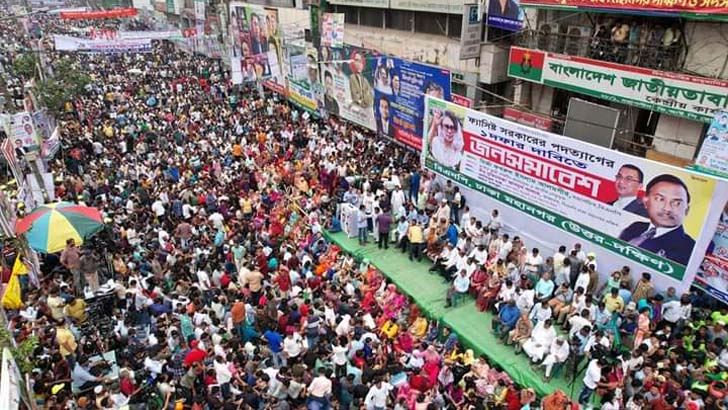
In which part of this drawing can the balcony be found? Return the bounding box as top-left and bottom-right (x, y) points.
(516, 26), (685, 72)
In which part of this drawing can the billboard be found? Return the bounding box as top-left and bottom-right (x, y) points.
(695, 110), (728, 178)
(318, 45), (378, 130)
(373, 57), (451, 149)
(518, 0), (728, 15)
(422, 96), (728, 286)
(508, 47), (728, 124)
(8, 112), (39, 152)
(229, 2), (285, 93)
(487, 0), (523, 31)
(694, 205), (728, 304)
(321, 13), (344, 48)
(287, 45), (319, 113)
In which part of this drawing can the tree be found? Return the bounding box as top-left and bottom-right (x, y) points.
(36, 57), (92, 113)
(12, 52), (37, 80)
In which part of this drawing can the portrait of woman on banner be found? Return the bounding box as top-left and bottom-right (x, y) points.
(428, 108), (464, 169)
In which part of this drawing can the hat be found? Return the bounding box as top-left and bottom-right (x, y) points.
(587, 252), (596, 259)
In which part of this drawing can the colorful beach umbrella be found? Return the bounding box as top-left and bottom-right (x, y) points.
(15, 202), (104, 253)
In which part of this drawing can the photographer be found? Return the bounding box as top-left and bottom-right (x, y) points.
(79, 247), (101, 293)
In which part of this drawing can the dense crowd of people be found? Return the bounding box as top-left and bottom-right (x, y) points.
(2, 11), (728, 410)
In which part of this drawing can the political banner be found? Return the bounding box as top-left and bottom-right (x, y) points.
(373, 57), (451, 149)
(287, 45), (318, 113)
(318, 45), (377, 130)
(228, 3), (284, 90)
(694, 110), (728, 178)
(321, 13), (344, 48)
(422, 96), (728, 286)
(487, 0), (523, 31)
(9, 112), (39, 152)
(508, 46), (728, 123)
(118, 30), (183, 40)
(694, 205), (728, 304)
(519, 0), (728, 16)
(53, 35), (152, 53)
(60, 7), (137, 19)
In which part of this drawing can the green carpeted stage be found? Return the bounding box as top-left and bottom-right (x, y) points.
(325, 231), (584, 398)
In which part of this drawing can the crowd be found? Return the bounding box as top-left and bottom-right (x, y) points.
(1, 11), (728, 410)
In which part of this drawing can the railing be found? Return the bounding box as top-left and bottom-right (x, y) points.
(516, 29), (685, 72)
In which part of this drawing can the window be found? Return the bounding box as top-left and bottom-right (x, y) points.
(360, 7), (384, 28)
(414, 12), (447, 36)
(386, 9), (413, 31)
(447, 14), (462, 39)
(336, 5), (359, 25)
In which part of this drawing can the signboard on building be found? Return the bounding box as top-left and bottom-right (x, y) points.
(328, 0), (389, 7)
(695, 110), (728, 178)
(422, 95), (728, 287)
(508, 46), (728, 124)
(487, 0), (523, 31)
(373, 58), (451, 149)
(390, 0), (463, 13)
(503, 107), (552, 131)
(519, 0), (728, 16)
(321, 13), (344, 48)
(451, 93), (473, 108)
(459, 4), (482, 60)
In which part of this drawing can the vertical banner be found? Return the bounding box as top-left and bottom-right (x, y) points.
(694, 203), (728, 304)
(373, 58), (451, 149)
(9, 112), (39, 152)
(194, 0), (205, 21)
(422, 96), (728, 289)
(487, 0), (523, 31)
(695, 111), (728, 177)
(287, 45), (319, 113)
(318, 45), (377, 130)
(321, 13), (344, 48)
(229, 3), (284, 87)
(459, 4), (482, 60)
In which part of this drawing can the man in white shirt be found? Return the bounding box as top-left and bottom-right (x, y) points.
(498, 234), (513, 261)
(524, 248), (543, 275)
(365, 378), (394, 410)
(539, 337), (570, 381)
(151, 199), (165, 219)
(307, 368), (332, 409)
(446, 270), (470, 308)
(487, 209), (502, 233)
(579, 358), (603, 405)
(553, 246), (567, 275)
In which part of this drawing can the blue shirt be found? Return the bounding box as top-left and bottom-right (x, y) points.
(447, 225), (458, 246)
(500, 304), (520, 327)
(263, 330), (283, 353)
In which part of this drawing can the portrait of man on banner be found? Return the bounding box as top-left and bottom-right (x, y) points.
(610, 164), (649, 218)
(427, 108), (464, 169)
(619, 174), (696, 265)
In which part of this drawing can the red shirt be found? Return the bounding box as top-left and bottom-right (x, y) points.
(120, 378), (136, 396)
(184, 348), (206, 368)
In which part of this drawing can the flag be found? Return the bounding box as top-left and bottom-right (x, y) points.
(508, 47), (546, 83)
(2, 273), (23, 309)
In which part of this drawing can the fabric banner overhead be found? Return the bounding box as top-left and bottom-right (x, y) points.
(60, 7), (137, 19)
(421, 96), (728, 286)
(508, 46), (728, 123)
(519, 0), (728, 15)
(54, 35), (152, 53)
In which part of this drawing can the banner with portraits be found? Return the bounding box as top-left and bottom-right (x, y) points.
(321, 13), (344, 48)
(422, 96), (728, 289)
(317, 45), (378, 130)
(372, 57), (450, 149)
(228, 2), (284, 91)
(694, 205), (728, 304)
(287, 44), (319, 113)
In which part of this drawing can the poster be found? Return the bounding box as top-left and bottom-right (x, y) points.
(519, 0), (728, 15)
(508, 46), (728, 124)
(318, 45), (377, 130)
(487, 0), (523, 31)
(459, 4), (482, 60)
(695, 110), (728, 177)
(321, 13), (344, 48)
(373, 57), (451, 149)
(287, 45), (319, 113)
(228, 2), (284, 91)
(422, 96), (728, 284)
(694, 204), (728, 304)
(9, 112), (39, 152)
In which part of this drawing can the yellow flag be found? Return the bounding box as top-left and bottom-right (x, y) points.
(2, 273), (23, 310)
(12, 255), (28, 276)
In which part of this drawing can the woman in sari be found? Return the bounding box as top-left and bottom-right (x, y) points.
(469, 265), (489, 297)
(476, 271), (502, 312)
(409, 315), (429, 340)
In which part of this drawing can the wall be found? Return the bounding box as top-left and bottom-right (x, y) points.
(344, 25), (479, 74)
(511, 83), (553, 116)
(683, 22), (728, 80)
(478, 43), (508, 84)
(652, 115), (704, 160)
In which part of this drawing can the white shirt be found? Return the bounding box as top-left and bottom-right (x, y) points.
(214, 360), (233, 384)
(308, 375), (332, 397)
(196, 270), (211, 290)
(583, 359), (602, 389)
(365, 383), (393, 408)
(151, 200), (165, 217)
(283, 333), (303, 358)
(662, 300), (692, 323)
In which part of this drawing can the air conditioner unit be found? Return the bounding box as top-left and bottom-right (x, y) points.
(563, 26), (591, 57)
(537, 22), (561, 52)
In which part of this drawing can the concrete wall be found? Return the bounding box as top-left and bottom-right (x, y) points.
(652, 115), (704, 160)
(683, 22), (728, 80)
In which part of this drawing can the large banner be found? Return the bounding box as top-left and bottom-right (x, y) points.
(321, 13), (344, 48)
(60, 7), (137, 19)
(373, 57), (451, 149)
(54, 35), (152, 53)
(288, 45), (319, 113)
(519, 0), (728, 15)
(487, 0), (523, 31)
(695, 111), (728, 178)
(118, 30), (182, 40)
(422, 96), (728, 284)
(694, 204), (728, 304)
(229, 3), (285, 92)
(8, 112), (39, 152)
(318, 45), (377, 130)
(508, 47), (728, 123)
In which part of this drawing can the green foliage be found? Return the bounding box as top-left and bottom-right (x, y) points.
(37, 57), (92, 113)
(0, 326), (39, 374)
(12, 52), (37, 80)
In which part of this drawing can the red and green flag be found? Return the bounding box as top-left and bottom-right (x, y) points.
(508, 47), (545, 83)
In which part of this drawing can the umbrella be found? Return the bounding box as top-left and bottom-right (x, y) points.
(15, 202), (104, 253)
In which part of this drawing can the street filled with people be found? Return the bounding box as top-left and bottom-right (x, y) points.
(2, 11), (728, 410)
